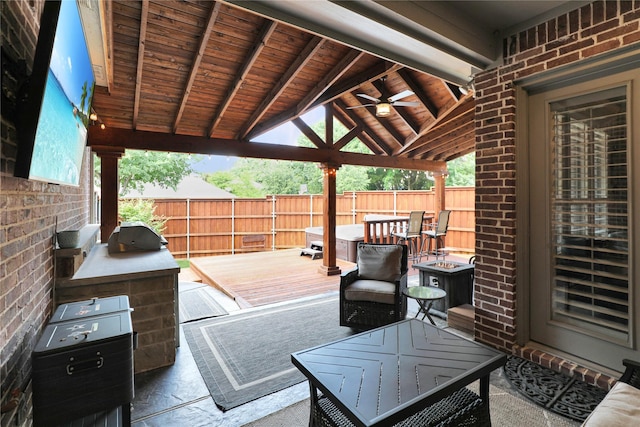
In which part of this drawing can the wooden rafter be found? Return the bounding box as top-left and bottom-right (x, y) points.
(293, 117), (326, 148)
(173, 1), (221, 134)
(238, 36), (325, 140)
(334, 99), (393, 156)
(397, 68), (438, 119)
(311, 62), (402, 109)
(132, 0), (149, 130)
(246, 50), (364, 140)
(408, 108), (475, 158)
(398, 94), (474, 153)
(371, 79), (419, 135)
(208, 20), (277, 137)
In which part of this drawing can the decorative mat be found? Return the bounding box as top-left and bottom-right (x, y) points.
(503, 355), (607, 422)
(179, 286), (228, 323)
(182, 295), (353, 411)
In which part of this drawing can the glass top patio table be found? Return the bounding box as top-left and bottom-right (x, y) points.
(404, 286), (446, 325)
(291, 318), (506, 427)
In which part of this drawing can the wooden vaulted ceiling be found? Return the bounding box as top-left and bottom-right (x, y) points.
(88, 0), (476, 172)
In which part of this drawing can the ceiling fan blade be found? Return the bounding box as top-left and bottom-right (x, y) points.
(391, 101), (420, 107)
(346, 104), (376, 109)
(388, 90), (414, 102)
(356, 93), (380, 103)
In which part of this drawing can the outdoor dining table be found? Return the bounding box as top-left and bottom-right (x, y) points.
(291, 318), (506, 427)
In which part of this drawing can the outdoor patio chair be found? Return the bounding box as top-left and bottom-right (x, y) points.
(339, 243), (408, 330)
(391, 210), (424, 262)
(421, 210), (451, 259)
(582, 359), (640, 426)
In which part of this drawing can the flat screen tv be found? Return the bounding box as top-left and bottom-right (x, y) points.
(15, 0), (96, 186)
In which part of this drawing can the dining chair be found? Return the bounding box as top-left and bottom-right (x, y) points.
(421, 210), (451, 259)
(391, 210), (424, 262)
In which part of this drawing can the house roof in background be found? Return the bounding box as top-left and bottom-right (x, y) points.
(125, 174), (235, 199)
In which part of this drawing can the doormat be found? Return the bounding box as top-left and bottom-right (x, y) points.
(503, 355), (608, 422)
(182, 295), (353, 411)
(179, 286), (228, 323)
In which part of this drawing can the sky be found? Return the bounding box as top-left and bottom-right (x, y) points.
(191, 107), (325, 172)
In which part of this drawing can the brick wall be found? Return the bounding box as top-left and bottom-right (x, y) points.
(474, 0), (640, 383)
(1, 1), (93, 425)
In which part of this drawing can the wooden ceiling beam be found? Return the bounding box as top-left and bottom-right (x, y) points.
(334, 123), (364, 151)
(132, 0), (149, 130)
(311, 62), (402, 109)
(87, 127), (447, 172)
(293, 117), (326, 148)
(397, 95), (474, 154)
(396, 68), (438, 119)
(371, 78), (419, 135)
(246, 50), (364, 141)
(409, 111), (475, 158)
(347, 91), (405, 149)
(238, 36), (325, 140)
(332, 104), (382, 154)
(172, 2), (221, 134)
(208, 20), (277, 137)
(445, 82), (464, 100)
(334, 99), (392, 156)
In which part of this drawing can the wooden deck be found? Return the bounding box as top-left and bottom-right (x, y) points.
(188, 249), (472, 309)
(189, 249), (356, 308)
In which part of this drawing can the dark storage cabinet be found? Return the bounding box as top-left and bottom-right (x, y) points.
(32, 297), (134, 426)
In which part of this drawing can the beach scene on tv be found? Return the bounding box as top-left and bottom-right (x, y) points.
(30, 0), (96, 186)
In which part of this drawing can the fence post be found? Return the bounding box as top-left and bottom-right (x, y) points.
(271, 195), (276, 250)
(186, 199), (190, 259)
(231, 198), (236, 254)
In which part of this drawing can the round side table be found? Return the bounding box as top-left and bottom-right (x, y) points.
(404, 286), (446, 325)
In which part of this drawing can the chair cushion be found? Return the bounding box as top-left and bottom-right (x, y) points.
(582, 381), (640, 426)
(344, 279), (397, 304)
(356, 244), (403, 283)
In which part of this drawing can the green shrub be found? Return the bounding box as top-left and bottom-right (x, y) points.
(119, 199), (167, 235)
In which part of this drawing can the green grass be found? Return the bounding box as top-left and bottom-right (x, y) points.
(176, 259), (190, 269)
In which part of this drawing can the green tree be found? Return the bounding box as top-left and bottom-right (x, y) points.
(95, 150), (195, 196)
(445, 153), (475, 187)
(118, 198), (167, 234)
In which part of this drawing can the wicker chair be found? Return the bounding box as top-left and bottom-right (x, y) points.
(339, 243), (408, 330)
(582, 359), (640, 426)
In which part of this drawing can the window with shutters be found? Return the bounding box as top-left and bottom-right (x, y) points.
(551, 86), (629, 344)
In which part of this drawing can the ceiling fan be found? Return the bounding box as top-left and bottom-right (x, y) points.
(348, 77), (420, 117)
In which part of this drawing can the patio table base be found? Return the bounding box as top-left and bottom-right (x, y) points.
(312, 387), (489, 427)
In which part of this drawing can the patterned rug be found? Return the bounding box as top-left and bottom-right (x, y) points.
(503, 355), (608, 422)
(183, 295), (353, 411)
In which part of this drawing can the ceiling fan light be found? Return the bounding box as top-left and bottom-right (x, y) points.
(376, 103), (391, 117)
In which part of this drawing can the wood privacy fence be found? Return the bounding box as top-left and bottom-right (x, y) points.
(144, 187), (475, 259)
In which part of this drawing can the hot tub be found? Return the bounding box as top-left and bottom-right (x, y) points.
(305, 224), (365, 262)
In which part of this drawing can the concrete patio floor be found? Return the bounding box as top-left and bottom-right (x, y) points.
(129, 262), (580, 427)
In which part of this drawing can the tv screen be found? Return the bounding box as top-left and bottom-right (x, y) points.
(15, 0), (96, 186)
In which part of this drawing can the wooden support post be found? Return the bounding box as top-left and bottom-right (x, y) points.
(433, 172), (447, 214)
(93, 147), (124, 242)
(319, 163), (341, 276)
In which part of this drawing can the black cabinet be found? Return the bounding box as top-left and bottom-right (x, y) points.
(32, 296), (134, 426)
(413, 261), (474, 315)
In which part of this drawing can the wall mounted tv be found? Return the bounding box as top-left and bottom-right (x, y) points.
(15, 0), (96, 186)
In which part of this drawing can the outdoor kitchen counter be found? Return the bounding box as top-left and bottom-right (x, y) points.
(56, 244), (180, 374)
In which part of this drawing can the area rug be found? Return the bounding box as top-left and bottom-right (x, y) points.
(179, 286), (228, 323)
(182, 295), (353, 411)
(503, 355), (607, 422)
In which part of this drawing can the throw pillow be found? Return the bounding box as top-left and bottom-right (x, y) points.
(357, 244), (403, 283)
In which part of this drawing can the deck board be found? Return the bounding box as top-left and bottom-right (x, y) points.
(190, 249), (355, 308)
